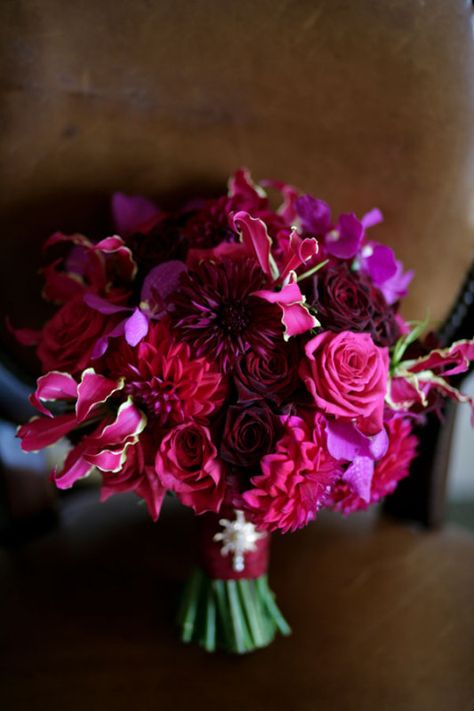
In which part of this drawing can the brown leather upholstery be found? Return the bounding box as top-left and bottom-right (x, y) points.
(2, 494), (474, 711)
(1, 0), (474, 372)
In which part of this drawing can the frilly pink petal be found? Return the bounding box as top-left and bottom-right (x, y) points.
(254, 282), (318, 338)
(29, 371), (78, 416)
(407, 339), (474, 378)
(232, 211), (277, 279)
(92, 398), (146, 450)
(18, 413), (77, 452)
(94, 236), (137, 282)
(54, 442), (95, 489)
(75, 368), (124, 423)
(227, 168), (267, 209)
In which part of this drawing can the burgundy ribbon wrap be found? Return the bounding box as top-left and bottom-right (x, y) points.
(197, 511), (270, 581)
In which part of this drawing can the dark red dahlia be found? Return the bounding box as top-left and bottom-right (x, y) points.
(307, 262), (400, 347)
(169, 257), (283, 371)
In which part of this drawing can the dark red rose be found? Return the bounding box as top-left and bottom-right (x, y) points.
(220, 404), (280, 468)
(308, 262), (400, 347)
(125, 212), (188, 282)
(234, 343), (300, 405)
(37, 297), (112, 374)
(180, 196), (237, 249)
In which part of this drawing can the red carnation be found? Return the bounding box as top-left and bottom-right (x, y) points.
(242, 414), (341, 533)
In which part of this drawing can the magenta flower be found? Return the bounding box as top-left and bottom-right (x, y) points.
(254, 280), (319, 339)
(296, 196), (364, 259)
(18, 369), (146, 488)
(296, 195), (331, 235)
(324, 213), (364, 259)
(169, 257), (283, 372)
(42, 233), (136, 304)
(111, 192), (160, 235)
(378, 259), (414, 305)
(101, 435), (166, 521)
(359, 242), (398, 286)
(389, 338), (474, 420)
(155, 422), (225, 514)
(329, 417), (418, 513)
(325, 421), (389, 502)
(84, 260), (186, 357)
(300, 331), (389, 436)
(109, 321), (227, 425)
(242, 414), (341, 533)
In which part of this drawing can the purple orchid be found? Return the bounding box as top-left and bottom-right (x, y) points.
(326, 420), (389, 502)
(85, 260), (187, 357)
(111, 192), (160, 235)
(296, 195), (367, 260)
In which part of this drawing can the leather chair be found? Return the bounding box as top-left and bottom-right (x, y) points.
(1, 2), (473, 709)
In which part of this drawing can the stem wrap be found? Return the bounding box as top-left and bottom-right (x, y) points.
(197, 511), (270, 580)
(177, 509), (291, 654)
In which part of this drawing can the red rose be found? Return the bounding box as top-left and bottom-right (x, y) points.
(155, 422), (224, 514)
(300, 331), (389, 435)
(37, 297), (111, 374)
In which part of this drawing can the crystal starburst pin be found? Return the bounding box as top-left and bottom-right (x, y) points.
(213, 510), (264, 573)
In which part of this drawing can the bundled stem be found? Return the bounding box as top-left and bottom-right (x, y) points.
(177, 568), (291, 654)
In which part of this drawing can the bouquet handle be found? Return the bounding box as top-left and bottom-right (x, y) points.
(177, 510), (291, 654)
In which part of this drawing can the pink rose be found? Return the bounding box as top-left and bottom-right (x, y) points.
(155, 422), (224, 514)
(300, 331), (389, 435)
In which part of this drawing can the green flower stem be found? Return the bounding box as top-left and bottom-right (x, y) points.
(177, 568), (291, 654)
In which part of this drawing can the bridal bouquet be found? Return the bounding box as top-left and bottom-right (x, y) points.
(15, 169), (474, 653)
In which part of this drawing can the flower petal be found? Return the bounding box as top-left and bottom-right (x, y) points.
(111, 192), (160, 235)
(29, 371), (78, 416)
(18, 413), (77, 451)
(232, 211), (278, 279)
(343, 456), (374, 502)
(254, 282), (319, 338)
(75, 368), (124, 423)
(124, 308), (149, 347)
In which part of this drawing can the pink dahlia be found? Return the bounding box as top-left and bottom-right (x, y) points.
(329, 417), (418, 514)
(169, 257), (283, 371)
(108, 321), (226, 426)
(242, 415), (342, 533)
